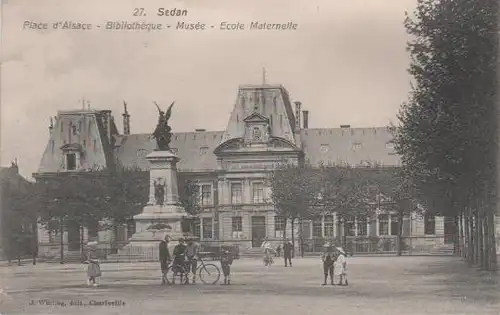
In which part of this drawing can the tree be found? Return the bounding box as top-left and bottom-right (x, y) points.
(317, 165), (378, 251)
(37, 173), (110, 262)
(268, 163), (319, 255)
(100, 164), (149, 244)
(394, 0), (498, 269)
(367, 167), (422, 255)
(2, 179), (38, 265)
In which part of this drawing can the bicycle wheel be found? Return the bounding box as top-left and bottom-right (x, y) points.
(198, 263), (221, 285)
(166, 265), (189, 285)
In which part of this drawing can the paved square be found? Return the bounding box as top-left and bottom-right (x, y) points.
(0, 256), (499, 314)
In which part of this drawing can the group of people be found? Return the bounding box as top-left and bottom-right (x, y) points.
(261, 238), (348, 286)
(320, 243), (348, 286)
(83, 236), (346, 287)
(261, 238), (293, 267)
(159, 235), (234, 285)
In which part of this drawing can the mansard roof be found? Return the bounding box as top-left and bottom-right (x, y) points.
(114, 126), (399, 171)
(114, 131), (224, 172)
(221, 84), (297, 146)
(300, 127), (400, 167)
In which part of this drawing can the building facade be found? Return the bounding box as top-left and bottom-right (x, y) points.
(34, 84), (472, 256)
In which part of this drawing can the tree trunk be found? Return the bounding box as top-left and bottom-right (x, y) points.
(397, 210), (404, 256)
(467, 207), (474, 265)
(291, 218), (295, 258)
(457, 213), (463, 257)
(59, 217), (64, 264)
(486, 208), (497, 270)
(31, 219), (37, 265)
(80, 224), (84, 262)
(474, 210), (480, 267)
(299, 216), (304, 258)
(283, 218), (287, 243)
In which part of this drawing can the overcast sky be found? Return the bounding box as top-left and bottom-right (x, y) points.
(1, 0), (416, 179)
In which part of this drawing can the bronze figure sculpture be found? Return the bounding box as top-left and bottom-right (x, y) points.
(152, 101), (175, 151)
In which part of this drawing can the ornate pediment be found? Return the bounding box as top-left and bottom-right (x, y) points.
(214, 138), (245, 154)
(269, 137), (298, 150)
(243, 112), (269, 123)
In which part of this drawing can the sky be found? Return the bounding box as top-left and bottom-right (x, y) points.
(1, 0), (417, 179)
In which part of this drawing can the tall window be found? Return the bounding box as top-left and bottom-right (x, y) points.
(231, 183), (242, 204)
(252, 183), (264, 203)
(324, 215), (334, 237)
(424, 214), (435, 235)
(66, 153), (76, 170)
(390, 215), (400, 236)
(201, 184), (212, 205)
(378, 214), (389, 235)
(202, 218), (213, 239)
(357, 216), (368, 236)
(312, 216), (322, 238)
(274, 216), (285, 238)
(193, 218), (201, 238)
(344, 216), (355, 236)
(232, 216), (242, 232)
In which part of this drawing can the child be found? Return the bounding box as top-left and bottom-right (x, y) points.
(220, 250), (233, 285)
(320, 243), (336, 286)
(335, 247), (348, 286)
(84, 241), (101, 287)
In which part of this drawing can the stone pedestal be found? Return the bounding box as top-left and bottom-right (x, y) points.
(117, 150), (188, 258)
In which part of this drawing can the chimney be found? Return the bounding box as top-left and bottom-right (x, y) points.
(49, 117), (54, 135)
(302, 110), (309, 129)
(340, 125), (351, 128)
(122, 102), (130, 135)
(100, 110), (112, 141)
(294, 101), (302, 130)
(195, 129), (206, 132)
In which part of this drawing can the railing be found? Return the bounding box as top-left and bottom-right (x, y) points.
(300, 235), (454, 255)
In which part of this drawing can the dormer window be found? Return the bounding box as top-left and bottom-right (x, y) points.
(320, 144), (329, 153)
(60, 143), (83, 171)
(351, 142), (363, 151)
(200, 146), (208, 155)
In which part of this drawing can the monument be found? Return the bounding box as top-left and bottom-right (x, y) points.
(116, 101), (188, 259)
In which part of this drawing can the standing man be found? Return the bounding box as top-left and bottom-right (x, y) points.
(159, 235), (171, 284)
(283, 239), (293, 267)
(185, 236), (200, 284)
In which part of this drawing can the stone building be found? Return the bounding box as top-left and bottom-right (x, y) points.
(34, 83), (465, 257)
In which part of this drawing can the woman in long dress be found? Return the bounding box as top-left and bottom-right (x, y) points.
(85, 242), (102, 287)
(334, 247), (348, 286)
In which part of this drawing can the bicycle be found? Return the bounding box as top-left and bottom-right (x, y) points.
(165, 255), (221, 285)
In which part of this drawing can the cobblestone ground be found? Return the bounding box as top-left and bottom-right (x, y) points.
(0, 256), (499, 315)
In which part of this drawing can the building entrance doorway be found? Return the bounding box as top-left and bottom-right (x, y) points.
(251, 216), (266, 247)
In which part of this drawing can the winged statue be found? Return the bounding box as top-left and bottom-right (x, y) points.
(152, 101), (175, 151)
